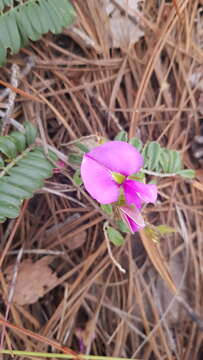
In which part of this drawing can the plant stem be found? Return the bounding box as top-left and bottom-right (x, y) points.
(103, 221), (126, 274)
(0, 350), (139, 360)
(141, 169), (177, 177)
(0, 144), (34, 178)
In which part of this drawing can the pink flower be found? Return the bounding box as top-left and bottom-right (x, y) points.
(81, 141), (157, 232)
(119, 205), (145, 233)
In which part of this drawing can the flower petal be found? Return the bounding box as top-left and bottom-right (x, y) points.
(81, 154), (120, 204)
(124, 179), (157, 205)
(126, 216), (141, 233)
(86, 141), (144, 176)
(120, 205), (145, 233)
(133, 181), (157, 203)
(123, 180), (142, 208)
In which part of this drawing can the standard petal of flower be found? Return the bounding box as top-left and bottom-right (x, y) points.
(81, 154), (120, 204)
(120, 205), (145, 233)
(86, 141), (144, 176)
(123, 180), (142, 208)
(124, 180), (157, 204)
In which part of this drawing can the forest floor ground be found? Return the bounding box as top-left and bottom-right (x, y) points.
(1, 1), (203, 359)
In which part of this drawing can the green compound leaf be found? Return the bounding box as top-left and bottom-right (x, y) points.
(155, 224), (176, 235)
(8, 164), (53, 179)
(147, 142), (161, 170)
(0, 192), (23, 208)
(73, 169), (83, 186)
(30, 147), (58, 162)
(0, 157), (4, 167)
(0, 136), (18, 158)
(0, 0), (76, 65)
(107, 226), (125, 246)
(0, 1), (20, 12)
(168, 150), (182, 173)
(69, 153), (83, 165)
(0, 180), (31, 199)
(74, 142), (89, 153)
(0, 202), (20, 218)
(129, 171), (145, 182)
(176, 169), (195, 179)
(9, 131), (26, 152)
(117, 219), (130, 233)
(23, 121), (38, 145)
(142, 141), (161, 171)
(159, 148), (170, 173)
(0, 121), (39, 161)
(4, 172), (44, 192)
(18, 156), (54, 172)
(114, 130), (128, 142)
(101, 203), (113, 215)
(129, 136), (143, 151)
(142, 141), (192, 176)
(0, 122), (58, 222)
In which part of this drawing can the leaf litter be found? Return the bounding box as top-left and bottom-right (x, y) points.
(0, 0), (203, 359)
(4, 257), (58, 305)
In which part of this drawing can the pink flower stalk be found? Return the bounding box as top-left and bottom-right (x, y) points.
(81, 141), (157, 232)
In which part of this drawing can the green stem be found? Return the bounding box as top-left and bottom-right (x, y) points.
(141, 169), (177, 177)
(0, 144), (34, 178)
(0, 350), (140, 360)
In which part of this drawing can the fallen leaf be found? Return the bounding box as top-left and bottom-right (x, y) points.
(5, 257), (58, 305)
(140, 229), (177, 294)
(103, 0), (144, 48)
(67, 230), (86, 250)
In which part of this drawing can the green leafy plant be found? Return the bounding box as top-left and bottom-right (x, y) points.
(113, 131), (195, 178)
(129, 135), (195, 179)
(0, 0), (75, 65)
(106, 226), (124, 246)
(0, 121), (57, 222)
(69, 131), (195, 247)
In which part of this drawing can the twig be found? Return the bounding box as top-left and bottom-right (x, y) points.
(103, 221), (126, 274)
(0, 57), (35, 101)
(6, 249), (65, 256)
(0, 319), (80, 360)
(0, 247), (24, 349)
(1, 64), (20, 134)
(86, 88), (123, 131)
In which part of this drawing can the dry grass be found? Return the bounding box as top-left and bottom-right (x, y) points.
(0, 0), (203, 359)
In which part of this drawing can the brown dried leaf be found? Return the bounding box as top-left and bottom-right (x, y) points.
(5, 257), (58, 305)
(67, 230), (87, 250)
(103, 0), (144, 48)
(140, 229), (177, 294)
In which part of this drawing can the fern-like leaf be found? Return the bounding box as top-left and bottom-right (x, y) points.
(0, 122), (58, 222)
(141, 141), (183, 174)
(0, 0), (75, 65)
